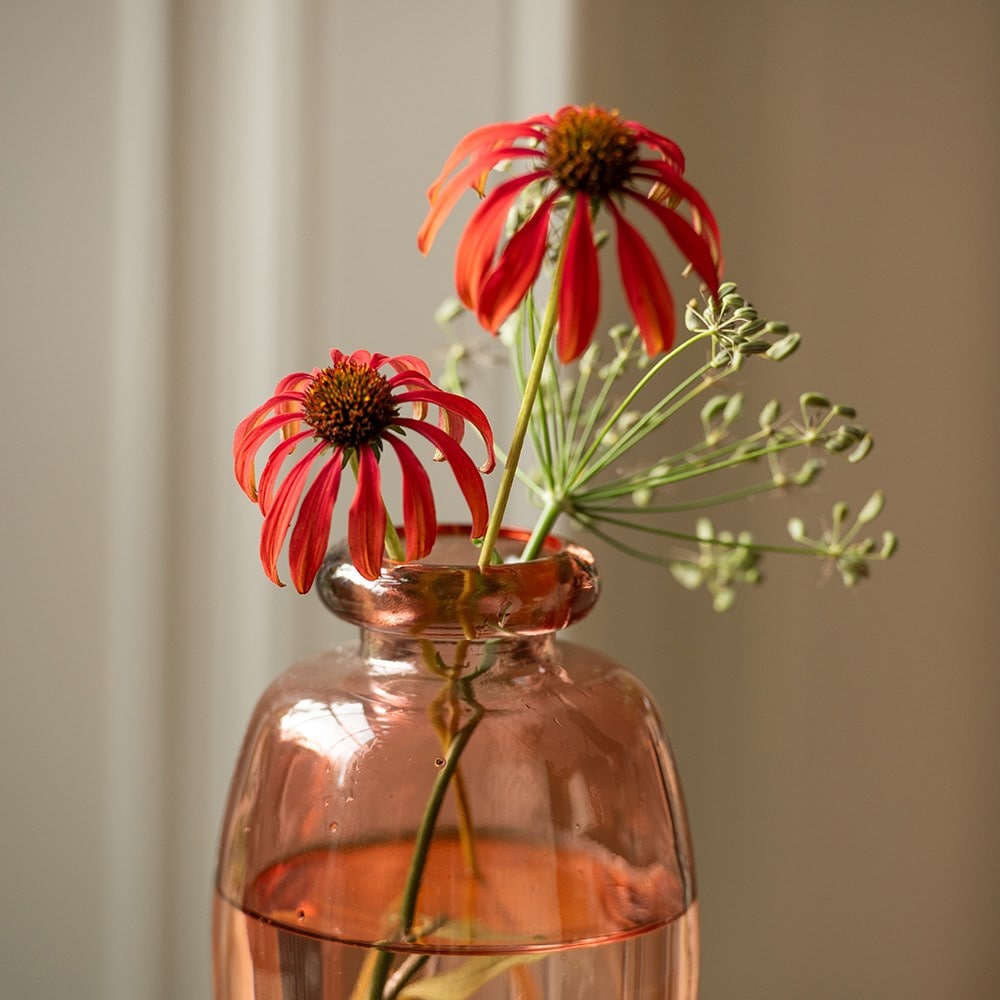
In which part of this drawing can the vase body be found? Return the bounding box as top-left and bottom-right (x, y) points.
(214, 527), (698, 999)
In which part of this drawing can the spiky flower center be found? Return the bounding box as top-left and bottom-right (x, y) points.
(544, 106), (639, 197)
(303, 361), (398, 448)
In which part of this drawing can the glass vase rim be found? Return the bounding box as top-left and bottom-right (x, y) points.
(316, 524), (600, 637)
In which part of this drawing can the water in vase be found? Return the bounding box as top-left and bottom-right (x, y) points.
(214, 835), (699, 999)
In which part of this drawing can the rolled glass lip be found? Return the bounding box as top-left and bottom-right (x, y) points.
(316, 525), (600, 636)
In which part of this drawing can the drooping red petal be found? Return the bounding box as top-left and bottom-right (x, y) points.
(634, 161), (723, 275)
(392, 388), (496, 472)
(418, 144), (539, 255)
(259, 440), (326, 587)
(256, 427), (316, 515)
(387, 369), (434, 390)
(233, 376), (312, 466)
(288, 452), (344, 593)
(629, 189), (721, 296)
(381, 370), (429, 423)
(454, 171), (547, 310)
(234, 408), (307, 501)
(384, 435), (436, 562)
(233, 392), (305, 452)
(609, 203), (675, 355)
(627, 122), (686, 171)
(233, 391), (306, 456)
(424, 121), (544, 204)
(270, 373), (314, 435)
(380, 354), (432, 380)
(557, 194), (601, 362)
(347, 446), (387, 581)
(476, 193), (557, 332)
(395, 419), (489, 538)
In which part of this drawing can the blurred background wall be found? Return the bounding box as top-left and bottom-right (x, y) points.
(2, 1), (997, 997)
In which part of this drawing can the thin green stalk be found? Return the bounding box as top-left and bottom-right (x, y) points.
(519, 296), (558, 494)
(576, 438), (804, 504)
(365, 689), (485, 999)
(576, 508), (819, 558)
(520, 495), (565, 562)
(560, 345), (598, 479)
(563, 326), (641, 475)
(383, 518), (405, 562)
(397, 697), (484, 938)
(478, 207), (576, 569)
(567, 332), (714, 489)
(579, 477), (784, 514)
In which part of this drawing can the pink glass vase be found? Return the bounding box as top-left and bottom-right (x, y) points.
(214, 527), (698, 999)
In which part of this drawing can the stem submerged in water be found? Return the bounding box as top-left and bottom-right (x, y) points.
(365, 676), (486, 1000)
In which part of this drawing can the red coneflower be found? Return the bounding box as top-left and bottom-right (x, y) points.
(418, 104), (723, 362)
(234, 349), (495, 589)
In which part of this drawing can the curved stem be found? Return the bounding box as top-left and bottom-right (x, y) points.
(567, 334), (714, 491)
(520, 495), (565, 562)
(478, 207), (576, 569)
(365, 688), (485, 1000)
(383, 517), (405, 562)
(397, 695), (484, 939)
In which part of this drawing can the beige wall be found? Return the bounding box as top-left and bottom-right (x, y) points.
(2, 1), (997, 997)
(570, 3), (1000, 998)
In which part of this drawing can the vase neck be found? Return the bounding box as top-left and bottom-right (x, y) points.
(315, 525), (600, 642)
(358, 628), (556, 685)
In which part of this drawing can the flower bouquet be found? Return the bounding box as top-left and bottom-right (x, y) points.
(214, 106), (893, 999)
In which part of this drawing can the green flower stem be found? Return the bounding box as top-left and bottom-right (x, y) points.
(518, 297), (559, 494)
(576, 438), (805, 504)
(492, 439), (550, 500)
(383, 517), (405, 562)
(577, 436), (773, 500)
(587, 357), (726, 470)
(521, 495), (566, 562)
(366, 687), (485, 1000)
(383, 956), (431, 1000)
(568, 333), (714, 490)
(576, 508), (823, 558)
(478, 207), (575, 570)
(560, 345), (601, 479)
(563, 328), (640, 475)
(398, 697), (485, 936)
(581, 478), (785, 514)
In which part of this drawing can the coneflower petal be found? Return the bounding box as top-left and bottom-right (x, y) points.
(393, 388), (496, 470)
(418, 144), (539, 255)
(424, 121), (543, 203)
(557, 194), (601, 363)
(455, 170), (547, 310)
(288, 453), (344, 594)
(256, 427), (316, 515)
(631, 190), (722, 297)
(610, 204), (675, 355)
(476, 193), (556, 332)
(259, 440), (327, 587)
(348, 446), (387, 581)
(635, 161), (723, 274)
(395, 419), (489, 537)
(385, 435), (436, 562)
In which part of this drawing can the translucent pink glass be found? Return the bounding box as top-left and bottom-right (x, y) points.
(214, 527), (698, 998)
